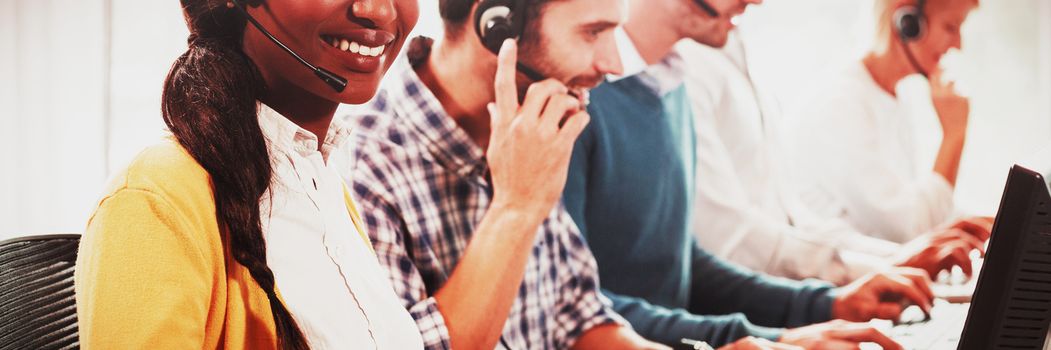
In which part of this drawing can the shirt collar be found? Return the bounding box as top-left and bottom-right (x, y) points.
(383, 38), (488, 178)
(611, 27), (648, 81)
(609, 27), (686, 96)
(258, 102), (353, 161)
(638, 53), (687, 96)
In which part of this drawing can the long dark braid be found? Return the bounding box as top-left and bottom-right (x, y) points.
(162, 1), (308, 349)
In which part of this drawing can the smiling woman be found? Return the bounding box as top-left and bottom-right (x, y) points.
(0, 1), (444, 244)
(71, 0), (424, 349)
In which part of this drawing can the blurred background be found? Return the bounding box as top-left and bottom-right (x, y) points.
(1, 0), (1048, 241)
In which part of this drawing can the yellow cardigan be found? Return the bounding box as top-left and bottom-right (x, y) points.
(74, 140), (371, 349)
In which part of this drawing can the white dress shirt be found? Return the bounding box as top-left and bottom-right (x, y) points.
(789, 62), (955, 244)
(679, 37), (900, 285)
(257, 104), (424, 349)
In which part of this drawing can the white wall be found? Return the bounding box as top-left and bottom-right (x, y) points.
(106, 0), (187, 175)
(1, 0), (18, 238)
(1042, 0), (1051, 133)
(1, 0), (108, 239)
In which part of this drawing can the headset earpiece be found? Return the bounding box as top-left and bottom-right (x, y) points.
(893, 1), (927, 42)
(474, 0), (524, 54)
(892, 0), (930, 77)
(473, 0), (546, 81)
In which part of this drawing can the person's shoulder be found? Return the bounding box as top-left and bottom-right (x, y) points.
(84, 138), (221, 262)
(342, 86), (420, 147)
(126, 138), (208, 187)
(345, 107), (424, 172)
(99, 138), (214, 214)
(339, 93), (433, 201)
(676, 41), (737, 86)
(587, 79), (643, 120)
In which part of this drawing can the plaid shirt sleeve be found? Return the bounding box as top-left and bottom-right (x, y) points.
(349, 140), (453, 350)
(551, 208), (629, 348)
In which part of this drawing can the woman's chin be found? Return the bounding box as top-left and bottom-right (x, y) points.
(335, 84), (381, 105)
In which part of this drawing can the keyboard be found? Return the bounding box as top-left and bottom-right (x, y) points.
(932, 280), (976, 304)
(862, 253), (983, 349)
(892, 301), (970, 349)
(932, 254), (984, 303)
(863, 301), (970, 350)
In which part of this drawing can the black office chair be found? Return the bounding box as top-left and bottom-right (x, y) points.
(0, 234), (81, 350)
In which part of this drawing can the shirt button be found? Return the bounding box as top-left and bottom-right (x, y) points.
(332, 245), (345, 258)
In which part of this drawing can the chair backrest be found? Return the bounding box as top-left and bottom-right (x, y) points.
(0, 234), (81, 350)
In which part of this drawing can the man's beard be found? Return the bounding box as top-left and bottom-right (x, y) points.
(527, 54), (602, 108)
(518, 39), (604, 108)
(520, 39), (605, 90)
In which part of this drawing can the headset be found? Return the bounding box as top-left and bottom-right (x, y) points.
(893, 0), (930, 77)
(473, 0), (549, 82)
(230, 0), (349, 92)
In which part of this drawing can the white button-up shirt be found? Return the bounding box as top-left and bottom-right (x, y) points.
(679, 36), (900, 285)
(257, 103), (423, 349)
(789, 62), (955, 243)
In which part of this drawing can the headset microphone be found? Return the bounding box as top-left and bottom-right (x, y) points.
(692, 0), (720, 18)
(231, 0), (348, 92)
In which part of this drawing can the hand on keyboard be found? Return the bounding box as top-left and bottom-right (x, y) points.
(944, 216), (994, 241)
(779, 320), (903, 350)
(715, 337), (803, 350)
(832, 268), (934, 321)
(874, 301), (970, 349)
(932, 259), (981, 303)
(894, 228), (984, 279)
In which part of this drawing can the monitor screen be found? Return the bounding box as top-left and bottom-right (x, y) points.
(958, 158), (1051, 349)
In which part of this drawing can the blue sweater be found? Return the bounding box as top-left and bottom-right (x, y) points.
(564, 75), (835, 348)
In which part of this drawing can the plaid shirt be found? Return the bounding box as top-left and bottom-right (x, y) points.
(336, 42), (622, 350)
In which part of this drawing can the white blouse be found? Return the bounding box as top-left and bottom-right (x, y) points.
(789, 62), (955, 243)
(257, 103), (423, 349)
(679, 38), (898, 285)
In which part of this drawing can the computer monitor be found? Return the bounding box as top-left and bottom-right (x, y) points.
(957, 164), (1051, 349)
